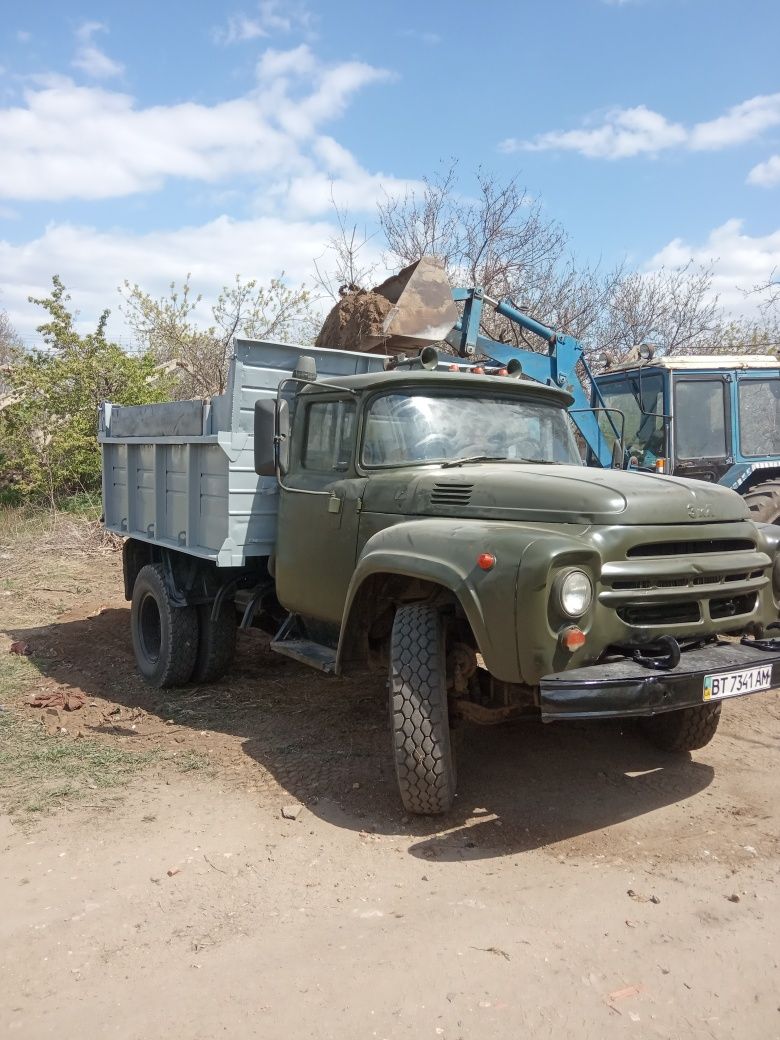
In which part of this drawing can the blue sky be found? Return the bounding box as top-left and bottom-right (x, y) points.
(1, 0), (779, 341)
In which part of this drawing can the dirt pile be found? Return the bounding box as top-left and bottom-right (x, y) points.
(314, 286), (395, 353)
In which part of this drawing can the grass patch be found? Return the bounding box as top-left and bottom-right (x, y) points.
(0, 499), (115, 557)
(0, 646), (157, 816)
(173, 749), (213, 773)
(0, 648), (158, 817)
(0, 709), (160, 816)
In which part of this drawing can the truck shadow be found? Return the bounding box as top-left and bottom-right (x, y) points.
(9, 608), (714, 860)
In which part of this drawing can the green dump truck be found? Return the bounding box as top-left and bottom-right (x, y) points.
(100, 337), (780, 814)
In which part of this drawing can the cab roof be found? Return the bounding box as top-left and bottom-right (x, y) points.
(296, 368), (575, 407)
(603, 354), (780, 374)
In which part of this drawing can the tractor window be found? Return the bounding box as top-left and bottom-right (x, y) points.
(738, 379), (780, 457)
(596, 372), (665, 467)
(302, 399), (356, 471)
(675, 379), (728, 460)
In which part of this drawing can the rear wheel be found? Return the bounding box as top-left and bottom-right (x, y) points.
(130, 564), (198, 688)
(389, 604), (456, 815)
(192, 604), (237, 683)
(743, 479), (780, 524)
(641, 702), (721, 752)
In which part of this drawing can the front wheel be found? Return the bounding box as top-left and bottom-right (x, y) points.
(389, 604), (456, 815)
(641, 702), (721, 752)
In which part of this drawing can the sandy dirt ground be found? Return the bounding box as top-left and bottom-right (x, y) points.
(1, 550), (779, 1039)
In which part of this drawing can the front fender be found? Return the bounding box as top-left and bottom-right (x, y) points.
(337, 518), (521, 681)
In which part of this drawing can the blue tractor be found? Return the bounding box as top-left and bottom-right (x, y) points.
(593, 353), (780, 523)
(373, 259), (780, 522)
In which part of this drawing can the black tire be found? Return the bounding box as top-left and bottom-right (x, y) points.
(130, 563), (198, 688)
(389, 604), (456, 815)
(192, 604), (237, 684)
(742, 480), (780, 524)
(641, 702), (721, 752)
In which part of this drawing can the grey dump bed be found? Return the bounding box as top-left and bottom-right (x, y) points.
(99, 338), (386, 566)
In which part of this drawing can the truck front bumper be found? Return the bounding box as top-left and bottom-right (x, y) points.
(539, 640), (780, 721)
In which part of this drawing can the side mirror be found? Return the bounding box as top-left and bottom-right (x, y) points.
(277, 399), (290, 476)
(254, 399), (291, 477)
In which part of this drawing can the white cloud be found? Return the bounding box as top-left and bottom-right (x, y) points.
(502, 105), (686, 159)
(72, 21), (124, 80)
(503, 91), (780, 163)
(648, 219), (780, 315)
(16, 30), (31, 43)
(0, 48), (389, 202)
(274, 135), (419, 216)
(213, 1), (313, 45)
(690, 94), (780, 150)
(748, 154), (780, 188)
(0, 214), (357, 341)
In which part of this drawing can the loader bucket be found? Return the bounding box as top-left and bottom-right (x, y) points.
(374, 256), (459, 355)
(314, 255), (459, 355)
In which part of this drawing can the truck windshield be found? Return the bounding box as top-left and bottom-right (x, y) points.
(596, 372), (665, 467)
(361, 390), (581, 468)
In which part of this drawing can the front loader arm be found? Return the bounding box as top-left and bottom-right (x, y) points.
(447, 287), (619, 468)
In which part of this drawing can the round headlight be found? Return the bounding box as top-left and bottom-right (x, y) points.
(557, 569), (593, 617)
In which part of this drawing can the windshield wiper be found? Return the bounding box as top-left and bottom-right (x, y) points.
(441, 455), (507, 468)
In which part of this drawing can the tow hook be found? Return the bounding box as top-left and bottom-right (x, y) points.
(741, 622), (780, 653)
(615, 635), (682, 671)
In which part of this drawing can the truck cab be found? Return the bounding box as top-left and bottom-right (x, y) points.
(593, 355), (780, 493)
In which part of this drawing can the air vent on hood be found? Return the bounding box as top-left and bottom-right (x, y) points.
(430, 483), (474, 506)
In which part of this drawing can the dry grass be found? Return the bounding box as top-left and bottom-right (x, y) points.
(0, 502), (121, 555)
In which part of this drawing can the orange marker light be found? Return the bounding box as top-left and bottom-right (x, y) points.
(560, 626), (586, 652)
(477, 553), (496, 571)
(473, 366), (485, 374)
(498, 368), (508, 376)
(655, 458), (666, 473)
(448, 364), (459, 371)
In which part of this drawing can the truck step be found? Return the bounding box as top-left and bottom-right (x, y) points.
(270, 638), (337, 674)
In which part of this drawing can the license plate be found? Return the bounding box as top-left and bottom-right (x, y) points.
(703, 665), (773, 701)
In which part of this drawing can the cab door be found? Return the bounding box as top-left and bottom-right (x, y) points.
(274, 394), (366, 623)
(671, 374), (732, 483)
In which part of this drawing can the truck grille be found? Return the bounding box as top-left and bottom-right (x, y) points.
(710, 592), (758, 619)
(618, 602), (701, 626)
(430, 483), (474, 506)
(600, 529), (768, 630)
(611, 569), (762, 592)
(627, 538), (755, 557)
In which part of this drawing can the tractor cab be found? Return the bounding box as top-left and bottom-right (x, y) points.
(592, 355), (780, 487)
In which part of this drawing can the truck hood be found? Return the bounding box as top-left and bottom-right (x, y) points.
(362, 464), (748, 526)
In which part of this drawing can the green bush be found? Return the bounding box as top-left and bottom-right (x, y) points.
(0, 276), (170, 504)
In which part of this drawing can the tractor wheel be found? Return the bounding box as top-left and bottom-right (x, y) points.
(130, 564), (198, 688)
(389, 604), (456, 815)
(743, 480), (780, 524)
(641, 702), (721, 753)
(192, 603), (237, 684)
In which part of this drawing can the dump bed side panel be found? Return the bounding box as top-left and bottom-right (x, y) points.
(100, 338), (387, 566)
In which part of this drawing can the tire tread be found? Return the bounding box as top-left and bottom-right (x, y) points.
(641, 702), (721, 752)
(131, 563), (198, 688)
(389, 604), (455, 815)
